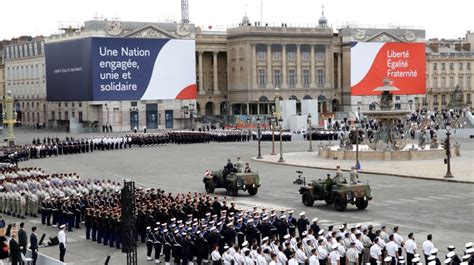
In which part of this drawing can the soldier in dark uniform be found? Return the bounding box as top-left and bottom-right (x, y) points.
(297, 212), (309, 237)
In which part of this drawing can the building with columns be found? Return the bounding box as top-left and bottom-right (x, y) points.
(196, 12), (336, 124)
(425, 32), (474, 111)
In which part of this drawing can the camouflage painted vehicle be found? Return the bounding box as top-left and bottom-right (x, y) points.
(202, 170), (260, 196)
(299, 175), (372, 211)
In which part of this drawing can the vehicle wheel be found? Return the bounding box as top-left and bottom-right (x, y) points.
(302, 191), (314, 206)
(333, 196), (347, 211)
(227, 185), (239, 196)
(247, 186), (258, 196)
(324, 198), (334, 205)
(355, 198), (369, 210)
(205, 182), (214, 194)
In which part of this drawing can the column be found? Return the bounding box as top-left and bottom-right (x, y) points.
(310, 45), (316, 88)
(252, 44), (258, 89)
(266, 44), (272, 89)
(296, 44), (302, 87)
(325, 45), (331, 88)
(198, 51), (205, 95)
(337, 53), (342, 90)
(213, 52), (220, 94)
(281, 44), (287, 89)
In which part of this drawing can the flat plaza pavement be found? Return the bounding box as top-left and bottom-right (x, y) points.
(2, 130), (474, 264)
(253, 141), (474, 183)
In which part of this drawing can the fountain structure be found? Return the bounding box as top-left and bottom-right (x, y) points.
(319, 78), (460, 160)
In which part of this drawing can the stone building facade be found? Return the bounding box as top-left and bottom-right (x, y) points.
(425, 32), (474, 111)
(3, 37), (47, 128)
(196, 13), (336, 126)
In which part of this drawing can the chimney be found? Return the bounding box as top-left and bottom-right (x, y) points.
(429, 43), (439, 52)
(455, 43), (462, 51)
(463, 43), (470, 51)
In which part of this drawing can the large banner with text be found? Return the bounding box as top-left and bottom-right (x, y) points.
(350, 42), (425, 95)
(45, 37), (196, 101)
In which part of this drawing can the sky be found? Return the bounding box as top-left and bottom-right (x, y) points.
(1, 0), (472, 40)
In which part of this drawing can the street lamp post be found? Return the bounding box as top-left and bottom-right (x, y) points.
(307, 113), (313, 152)
(256, 116), (263, 159)
(189, 103), (195, 130)
(270, 106), (276, 155)
(355, 102), (361, 170)
(3, 90), (17, 146)
(444, 127), (454, 178)
(278, 117), (285, 162)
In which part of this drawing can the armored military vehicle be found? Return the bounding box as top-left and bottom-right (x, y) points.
(202, 170), (260, 196)
(299, 175), (372, 211)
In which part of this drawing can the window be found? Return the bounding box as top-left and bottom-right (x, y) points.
(288, 69), (296, 88)
(459, 63), (463, 70)
(316, 51), (324, 60)
(441, 95), (446, 105)
(433, 77), (438, 88)
(65, 111), (69, 120)
(287, 51), (296, 61)
(258, 69), (266, 87)
(449, 76), (454, 87)
(257, 51), (266, 61)
(58, 102), (61, 107)
(394, 103), (401, 110)
(395, 96), (400, 100)
(441, 63), (445, 70)
(302, 51), (310, 61)
(79, 102), (82, 107)
(272, 52), (281, 61)
(467, 76), (472, 88)
(423, 97), (428, 105)
(65, 102), (68, 107)
(303, 69), (310, 88)
(58, 112), (62, 120)
(131, 101), (138, 107)
(71, 111), (75, 118)
(459, 75), (464, 87)
(449, 63), (454, 71)
(433, 63), (437, 71)
(51, 111), (55, 120)
(79, 111), (83, 122)
(433, 95), (438, 104)
(72, 102), (75, 107)
(467, 94), (471, 103)
(273, 69), (281, 87)
(467, 63), (471, 70)
(450, 93), (454, 103)
(441, 77), (446, 88)
(317, 69), (324, 87)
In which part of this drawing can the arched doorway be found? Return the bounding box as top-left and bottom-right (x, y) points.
(331, 99), (339, 112)
(303, 95), (312, 100)
(205, 102), (214, 116)
(258, 96), (269, 115)
(317, 95), (327, 113)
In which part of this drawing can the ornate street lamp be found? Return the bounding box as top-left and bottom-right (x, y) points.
(355, 102), (362, 170)
(278, 117), (285, 162)
(307, 113), (313, 152)
(256, 116), (263, 159)
(3, 90), (17, 146)
(444, 123), (453, 178)
(270, 106), (276, 155)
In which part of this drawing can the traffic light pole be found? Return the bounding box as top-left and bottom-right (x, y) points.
(444, 130), (453, 178)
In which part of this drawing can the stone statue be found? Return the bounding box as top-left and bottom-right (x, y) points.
(418, 130), (426, 149)
(430, 134), (439, 149)
(380, 91), (393, 107)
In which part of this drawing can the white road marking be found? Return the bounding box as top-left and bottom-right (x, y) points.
(412, 197), (434, 201)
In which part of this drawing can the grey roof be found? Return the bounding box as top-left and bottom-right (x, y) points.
(84, 20), (195, 34)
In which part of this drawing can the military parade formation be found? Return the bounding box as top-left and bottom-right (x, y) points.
(0, 123), (471, 265)
(0, 163), (472, 265)
(0, 129), (252, 163)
